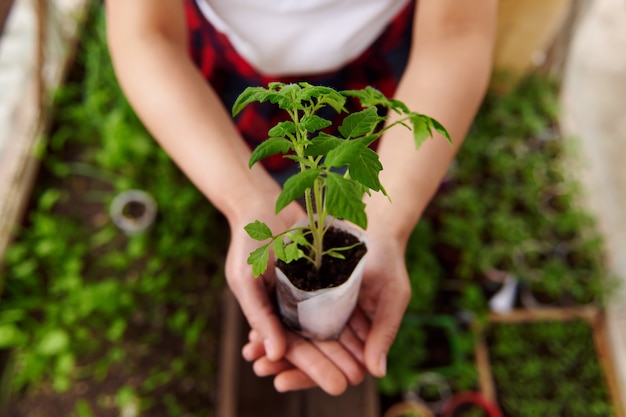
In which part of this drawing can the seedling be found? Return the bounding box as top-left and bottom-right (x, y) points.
(232, 82), (450, 277)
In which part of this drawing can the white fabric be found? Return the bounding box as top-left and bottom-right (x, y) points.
(195, 0), (410, 76)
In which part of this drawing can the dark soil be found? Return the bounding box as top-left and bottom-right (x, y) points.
(276, 226), (367, 291)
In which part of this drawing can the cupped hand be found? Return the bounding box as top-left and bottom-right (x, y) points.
(243, 325), (366, 395)
(240, 227), (411, 392)
(225, 200), (304, 362)
(225, 201), (368, 395)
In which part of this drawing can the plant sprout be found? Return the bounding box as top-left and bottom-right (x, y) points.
(232, 82), (450, 277)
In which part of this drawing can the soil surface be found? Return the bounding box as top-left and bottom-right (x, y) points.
(276, 226), (367, 291)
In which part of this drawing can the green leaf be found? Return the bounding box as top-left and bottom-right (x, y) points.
(431, 117), (452, 143)
(300, 85), (346, 113)
(276, 169), (321, 213)
(325, 250), (346, 260)
(284, 242), (304, 263)
(338, 107), (382, 139)
(273, 238), (286, 261)
(273, 83), (301, 110)
(249, 137), (293, 167)
(304, 133), (343, 157)
(325, 136), (374, 168)
(408, 114), (433, 148)
(348, 146), (386, 193)
(37, 329), (70, 356)
(232, 86), (272, 116)
(247, 244), (270, 277)
(244, 221), (273, 241)
(268, 121), (296, 137)
(342, 86), (392, 109)
(326, 173), (367, 229)
(301, 115), (332, 133)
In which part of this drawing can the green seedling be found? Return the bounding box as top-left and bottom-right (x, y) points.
(233, 82), (450, 277)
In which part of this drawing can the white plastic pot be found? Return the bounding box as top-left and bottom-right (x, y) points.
(109, 189), (158, 236)
(274, 218), (368, 340)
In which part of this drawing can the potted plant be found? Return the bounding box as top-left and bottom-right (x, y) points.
(232, 82), (450, 340)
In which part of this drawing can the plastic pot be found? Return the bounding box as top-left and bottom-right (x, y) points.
(275, 217), (368, 340)
(109, 189), (158, 235)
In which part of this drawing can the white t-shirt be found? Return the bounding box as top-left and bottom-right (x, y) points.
(195, 0), (410, 76)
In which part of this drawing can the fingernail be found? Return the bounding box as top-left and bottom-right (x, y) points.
(264, 339), (276, 359)
(378, 355), (387, 377)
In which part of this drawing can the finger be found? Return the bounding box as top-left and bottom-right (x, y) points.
(312, 338), (365, 386)
(253, 357), (294, 377)
(242, 339), (265, 362)
(274, 368), (317, 393)
(348, 306), (372, 343)
(364, 283), (410, 378)
(228, 273), (286, 361)
(283, 334), (349, 396)
(337, 324), (366, 366)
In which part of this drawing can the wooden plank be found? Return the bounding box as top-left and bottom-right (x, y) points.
(592, 312), (626, 417)
(0, 0), (88, 277)
(217, 289), (380, 417)
(487, 305), (599, 324)
(0, 0), (14, 34)
(480, 306), (625, 415)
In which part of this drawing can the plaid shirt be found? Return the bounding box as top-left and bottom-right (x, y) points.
(185, 0), (415, 172)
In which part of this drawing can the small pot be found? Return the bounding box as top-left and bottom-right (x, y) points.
(275, 217), (368, 340)
(109, 189), (158, 235)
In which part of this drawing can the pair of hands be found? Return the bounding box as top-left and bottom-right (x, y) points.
(224, 201), (411, 396)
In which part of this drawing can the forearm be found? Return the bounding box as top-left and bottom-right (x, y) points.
(106, 5), (282, 225)
(365, 1), (496, 246)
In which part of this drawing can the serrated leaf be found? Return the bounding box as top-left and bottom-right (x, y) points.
(408, 114), (433, 148)
(304, 133), (343, 157)
(276, 169), (321, 213)
(299, 85), (346, 113)
(268, 121), (296, 137)
(348, 146), (386, 193)
(232, 86), (272, 116)
(326, 173), (367, 229)
(325, 136), (372, 168)
(431, 117), (452, 143)
(244, 221), (273, 241)
(388, 98), (410, 114)
(249, 137), (293, 167)
(284, 242), (304, 263)
(338, 107), (381, 139)
(273, 83), (301, 110)
(341, 86), (392, 109)
(247, 244), (270, 277)
(302, 115), (332, 133)
(273, 238), (286, 261)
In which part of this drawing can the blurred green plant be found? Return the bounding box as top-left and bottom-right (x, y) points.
(0, 3), (226, 415)
(488, 320), (613, 416)
(383, 74), (613, 400)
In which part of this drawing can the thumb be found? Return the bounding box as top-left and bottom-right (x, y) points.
(229, 273), (287, 362)
(363, 283), (410, 378)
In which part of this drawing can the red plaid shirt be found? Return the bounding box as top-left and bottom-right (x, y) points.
(185, 0), (415, 172)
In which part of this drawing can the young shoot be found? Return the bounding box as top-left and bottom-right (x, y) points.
(232, 82), (450, 277)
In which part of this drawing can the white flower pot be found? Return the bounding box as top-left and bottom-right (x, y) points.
(274, 218), (368, 340)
